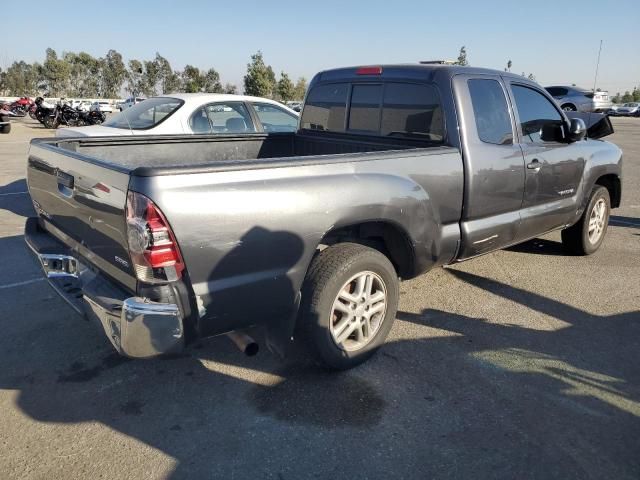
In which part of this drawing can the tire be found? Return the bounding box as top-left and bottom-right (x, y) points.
(0, 123), (10, 134)
(298, 242), (399, 370)
(561, 186), (610, 255)
(43, 117), (58, 129)
(561, 104), (577, 111)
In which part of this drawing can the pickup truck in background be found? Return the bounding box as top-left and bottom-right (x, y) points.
(25, 64), (622, 370)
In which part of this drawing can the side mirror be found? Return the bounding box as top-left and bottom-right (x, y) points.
(568, 118), (586, 142)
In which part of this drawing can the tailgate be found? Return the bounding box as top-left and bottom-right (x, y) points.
(27, 138), (137, 291)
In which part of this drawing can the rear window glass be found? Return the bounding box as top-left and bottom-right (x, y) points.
(381, 83), (443, 141)
(349, 84), (382, 132)
(302, 81), (444, 140)
(545, 87), (568, 96)
(104, 97), (182, 130)
(301, 83), (348, 132)
(468, 79), (513, 145)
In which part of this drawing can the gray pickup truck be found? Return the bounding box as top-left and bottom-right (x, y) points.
(25, 64), (622, 369)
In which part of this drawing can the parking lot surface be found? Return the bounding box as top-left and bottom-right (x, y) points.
(1, 118), (639, 479)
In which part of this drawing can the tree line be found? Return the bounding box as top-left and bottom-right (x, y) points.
(611, 89), (640, 104)
(0, 48), (307, 102)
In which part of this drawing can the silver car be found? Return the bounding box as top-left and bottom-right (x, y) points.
(545, 86), (612, 113)
(616, 102), (640, 116)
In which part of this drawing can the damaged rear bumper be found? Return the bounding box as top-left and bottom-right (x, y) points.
(24, 217), (185, 358)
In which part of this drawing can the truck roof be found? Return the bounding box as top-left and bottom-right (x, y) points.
(313, 63), (530, 84)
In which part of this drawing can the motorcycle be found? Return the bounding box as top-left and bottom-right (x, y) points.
(82, 109), (106, 125)
(33, 97), (57, 127)
(8, 97), (33, 116)
(46, 102), (80, 128)
(87, 110), (107, 125)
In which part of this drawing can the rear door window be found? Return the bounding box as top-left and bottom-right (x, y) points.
(190, 102), (256, 134)
(381, 83), (443, 141)
(301, 83), (349, 132)
(468, 79), (513, 145)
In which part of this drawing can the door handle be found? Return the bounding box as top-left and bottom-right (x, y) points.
(527, 159), (541, 170)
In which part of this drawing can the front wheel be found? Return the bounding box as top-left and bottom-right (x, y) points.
(561, 186), (610, 255)
(562, 104), (577, 112)
(298, 243), (399, 370)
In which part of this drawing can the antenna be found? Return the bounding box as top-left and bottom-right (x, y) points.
(592, 40), (603, 94)
(587, 40), (603, 135)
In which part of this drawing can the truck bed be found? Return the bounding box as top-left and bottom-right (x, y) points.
(36, 131), (439, 175)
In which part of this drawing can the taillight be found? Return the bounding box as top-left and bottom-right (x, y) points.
(126, 191), (184, 283)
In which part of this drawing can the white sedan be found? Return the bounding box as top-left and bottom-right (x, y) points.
(90, 101), (114, 113)
(56, 93), (299, 137)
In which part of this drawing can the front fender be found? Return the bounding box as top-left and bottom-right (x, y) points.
(578, 140), (622, 212)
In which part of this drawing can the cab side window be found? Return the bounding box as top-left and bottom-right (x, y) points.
(468, 79), (513, 145)
(512, 85), (564, 143)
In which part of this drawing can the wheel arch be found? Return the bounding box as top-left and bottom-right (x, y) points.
(318, 220), (416, 280)
(594, 173), (621, 208)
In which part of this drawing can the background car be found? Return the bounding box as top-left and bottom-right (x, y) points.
(606, 104), (621, 116)
(545, 86), (612, 112)
(56, 93), (300, 137)
(90, 101), (114, 113)
(77, 101), (93, 112)
(615, 102), (640, 116)
(0, 111), (11, 133)
(118, 96), (146, 111)
(286, 101), (302, 112)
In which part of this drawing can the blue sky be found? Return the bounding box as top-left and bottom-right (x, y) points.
(2, 0), (639, 94)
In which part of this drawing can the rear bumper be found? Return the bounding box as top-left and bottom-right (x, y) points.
(24, 217), (185, 358)
(591, 102), (613, 113)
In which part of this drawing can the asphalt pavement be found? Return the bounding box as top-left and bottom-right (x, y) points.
(1, 117), (638, 480)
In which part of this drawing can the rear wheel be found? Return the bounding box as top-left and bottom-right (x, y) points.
(298, 243), (399, 370)
(561, 186), (610, 255)
(0, 123), (10, 134)
(43, 116), (58, 129)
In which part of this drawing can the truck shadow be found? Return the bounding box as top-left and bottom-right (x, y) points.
(506, 238), (566, 256)
(610, 215), (640, 229)
(1, 232), (639, 478)
(0, 179), (34, 218)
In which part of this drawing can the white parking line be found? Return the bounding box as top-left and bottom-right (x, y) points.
(0, 191), (28, 196)
(0, 278), (45, 290)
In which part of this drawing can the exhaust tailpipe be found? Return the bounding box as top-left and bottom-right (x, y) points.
(226, 331), (259, 357)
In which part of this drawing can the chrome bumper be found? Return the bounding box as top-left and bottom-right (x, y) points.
(25, 218), (185, 358)
(84, 295), (183, 359)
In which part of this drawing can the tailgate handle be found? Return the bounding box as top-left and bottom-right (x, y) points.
(56, 169), (75, 188)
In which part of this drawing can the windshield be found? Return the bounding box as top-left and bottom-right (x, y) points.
(104, 97), (183, 130)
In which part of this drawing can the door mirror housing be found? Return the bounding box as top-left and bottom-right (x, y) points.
(567, 118), (586, 142)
